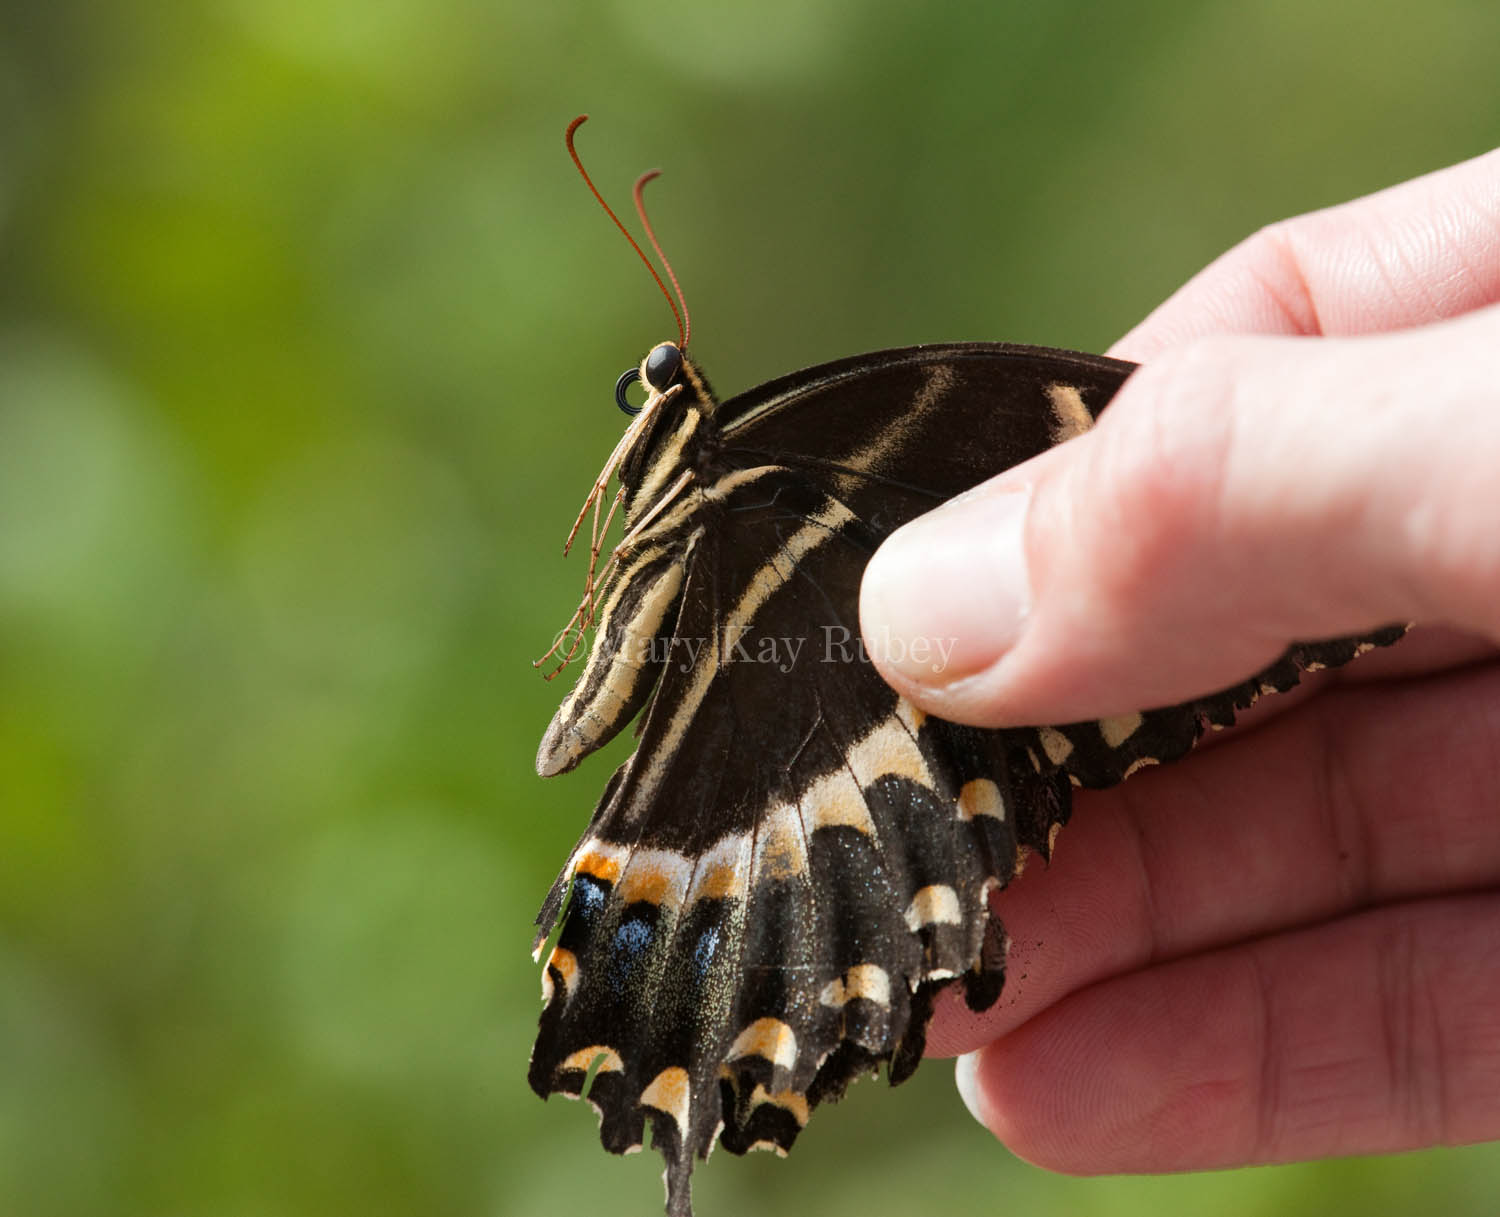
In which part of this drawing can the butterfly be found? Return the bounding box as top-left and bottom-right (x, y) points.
(528, 117), (1404, 1217)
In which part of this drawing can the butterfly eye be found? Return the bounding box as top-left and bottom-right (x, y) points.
(614, 368), (643, 416)
(644, 342), (683, 391)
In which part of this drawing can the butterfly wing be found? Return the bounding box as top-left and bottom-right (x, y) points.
(531, 344), (1403, 1216)
(530, 463), (1071, 1215)
(719, 342), (1124, 525)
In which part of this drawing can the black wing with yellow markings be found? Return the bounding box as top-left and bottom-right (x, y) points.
(530, 342), (1403, 1217)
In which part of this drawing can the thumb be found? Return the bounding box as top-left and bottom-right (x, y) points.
(859, 306), (1500, 727)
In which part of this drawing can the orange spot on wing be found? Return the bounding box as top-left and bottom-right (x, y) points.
(617, 862), (670, 906)
(693, 856), (743, 900)
(542, 946), (578, 1001)
(574, 849), (622, 884)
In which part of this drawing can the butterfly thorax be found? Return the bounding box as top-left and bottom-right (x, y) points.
(536, 346), (728, 780)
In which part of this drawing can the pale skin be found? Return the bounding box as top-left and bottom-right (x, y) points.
(859, 148), (1500, 1171)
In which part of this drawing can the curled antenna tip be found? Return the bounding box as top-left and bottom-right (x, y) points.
(566, 116), (685, 346)
(633, 169), (692, 350)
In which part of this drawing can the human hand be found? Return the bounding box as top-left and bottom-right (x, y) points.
(859, 149), (1500, 1170)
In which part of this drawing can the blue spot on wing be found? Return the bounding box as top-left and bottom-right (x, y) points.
(693, 924), (721, 978)
(606, 912), (655, 994)
(573, 874), (608, 922)
(613, 916), (652, 957)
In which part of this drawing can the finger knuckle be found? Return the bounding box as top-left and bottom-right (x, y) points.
(1373, 914), (1451, 1146)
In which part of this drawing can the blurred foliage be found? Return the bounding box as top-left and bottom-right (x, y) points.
(0, 1), (1497, 1214)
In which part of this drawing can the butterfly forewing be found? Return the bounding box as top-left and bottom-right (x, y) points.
(719, 343), (1129, 519)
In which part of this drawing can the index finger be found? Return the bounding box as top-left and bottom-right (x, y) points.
(1111, 147), (1500, 361)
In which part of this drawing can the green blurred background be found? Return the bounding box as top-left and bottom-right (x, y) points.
(1, 2), (1497, 1214)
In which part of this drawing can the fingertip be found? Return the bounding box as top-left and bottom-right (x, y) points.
(860, 485), (1035, 697)
(954, 1050), (993, 1133)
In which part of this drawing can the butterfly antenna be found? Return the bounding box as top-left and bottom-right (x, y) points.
(566, 115), (684, 346)
(633, 170), (690, 351)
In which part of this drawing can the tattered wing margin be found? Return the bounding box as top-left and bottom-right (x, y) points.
(526, 625), (1407, 1217)
(526, 839), (1021, 1217)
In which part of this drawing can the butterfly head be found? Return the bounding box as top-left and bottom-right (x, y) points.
(644, 340), (684, 396)
(614, 341), (684, 417)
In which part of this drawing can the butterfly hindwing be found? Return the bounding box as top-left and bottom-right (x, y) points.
(532, 456), (1069, 1211)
